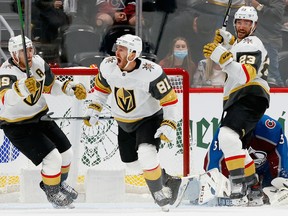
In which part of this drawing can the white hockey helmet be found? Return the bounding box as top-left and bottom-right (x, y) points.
(8, 35), (33, 54)
(234, 6), (258, 34)
(115, 34), (142, 58)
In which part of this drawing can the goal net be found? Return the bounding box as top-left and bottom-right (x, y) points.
(0, 67), (190, 201)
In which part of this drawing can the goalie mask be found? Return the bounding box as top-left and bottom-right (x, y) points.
(234, 6), (258, 35)
(115, 34), (142, 59)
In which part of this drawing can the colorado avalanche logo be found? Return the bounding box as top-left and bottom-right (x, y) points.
(265, 119), (276, 129)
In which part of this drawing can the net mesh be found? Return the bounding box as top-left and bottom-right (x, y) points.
(0, 67), (189, 197)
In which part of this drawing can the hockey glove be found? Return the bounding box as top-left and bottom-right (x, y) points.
(25, 77), (40, 94)
(203, 43), (233, 68)
(62, 80), (87, 100)
(154, 120), (177, 143)
(214, 29), (235, 49)
(83, 103), (102, 126)
(14, 77), (40, 97)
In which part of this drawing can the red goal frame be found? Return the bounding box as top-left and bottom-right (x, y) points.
(51, 67), (190, 176)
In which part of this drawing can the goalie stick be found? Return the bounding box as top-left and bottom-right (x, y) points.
(40, 112), (113, 121)
(205, 0), (232, 79)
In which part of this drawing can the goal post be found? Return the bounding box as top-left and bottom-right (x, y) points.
(0, 66), (190, 200)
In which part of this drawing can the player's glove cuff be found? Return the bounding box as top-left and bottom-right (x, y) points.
(154, 120), (177, 143)
(83, 103), (103, 127)
(62, 80), (87, 100)
(210, 44), (233, 68)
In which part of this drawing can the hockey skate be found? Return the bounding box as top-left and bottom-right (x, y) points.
(247, 182), (264, 206)
(162, 169), (182, 205)
(40, 181), (74, 209)
(229, 181), (248, 206)
(61, 181), (78, 200)
(244, 174), (263, 206)
(152, 188), (171, 212)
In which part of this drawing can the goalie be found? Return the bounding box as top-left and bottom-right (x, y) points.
(0, 35), (87, 208)
(202, 114), (288, 206)
(84, 34), (182, 211)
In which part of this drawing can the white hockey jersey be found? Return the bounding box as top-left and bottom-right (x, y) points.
(0, 55), (64, 124)
(221, 35), (270, 110)
(90, 56), (178, 123)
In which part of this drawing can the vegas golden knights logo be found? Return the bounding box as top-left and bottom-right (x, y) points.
(23, 80), (43, 106)
(115, 87), (136, 113)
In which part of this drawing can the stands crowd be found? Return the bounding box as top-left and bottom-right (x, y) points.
(8, 0), (288, 88)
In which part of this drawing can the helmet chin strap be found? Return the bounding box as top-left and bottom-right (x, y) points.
(12, 51), (21, 66)
(123, 52), (136, 70)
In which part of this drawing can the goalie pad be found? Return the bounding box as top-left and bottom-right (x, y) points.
(271, 177), (288, 190)
(198, 168), (231, 205)
(263, 186), (288, 206)
(173, 175), (200, 207)
(174, 169), (231, 207)
(262, 177), (288, 206)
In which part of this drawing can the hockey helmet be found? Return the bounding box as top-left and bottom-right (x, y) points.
(234, 6), (258, 35)
(234, 6), (258, 23)
(8, 35), (33, 54)
(115, 34), (142, 58)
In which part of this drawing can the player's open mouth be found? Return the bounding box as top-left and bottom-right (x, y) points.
(117, 57), (121, 65)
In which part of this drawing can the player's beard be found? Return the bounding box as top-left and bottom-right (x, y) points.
(237, 30), (249, 40)
(19, 59), (32, 70)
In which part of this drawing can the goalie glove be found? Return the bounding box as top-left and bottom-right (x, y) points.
(154, 120), (177, 143)
(214, 29), (235, 49)
(62, 80), (87, 100)
(14, 77), (40, 97)
(83, 103), (102, 126)
(203, 43), (233, 68)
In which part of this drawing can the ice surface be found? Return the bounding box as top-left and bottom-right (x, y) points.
(1, 202), (288, 216)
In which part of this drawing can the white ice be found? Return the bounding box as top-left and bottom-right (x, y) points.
(1, 202), (288, 216)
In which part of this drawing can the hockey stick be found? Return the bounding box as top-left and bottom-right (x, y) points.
(221, 0), (232, 31)
(205, 0), (232, 79)
(16, 0), (30, 78)
(40, 112), (114, 121)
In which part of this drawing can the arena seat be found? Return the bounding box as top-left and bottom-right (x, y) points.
(99, 25), (135, 56)
(60, 24), (101, 64)
(73, 51), (109, 67)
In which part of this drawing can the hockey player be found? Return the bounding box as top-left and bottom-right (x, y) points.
(204, 114), (288, 205)
(203, 6), (270, 205)
(0, 35), (87, 208)
(83, 34), (181, 210)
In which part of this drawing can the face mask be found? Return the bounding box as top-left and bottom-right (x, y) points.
(174, 50), (188, 59)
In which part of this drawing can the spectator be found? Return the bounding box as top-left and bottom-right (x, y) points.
(159, 37), (196, 85)
(34, 0), (70, 43)
(157, 10), (218, 64)
(0, 35), (87, 208)
(281, 0), (288, 52)
(203, 114), (288, 205)
(94, 0), (137, 28)
(11, 0), (41, 41)
(191, 0), (246, 33)
(252, 0), (286, 87)
(283, 0), (288, 30)
(192, 59), (226, 88)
